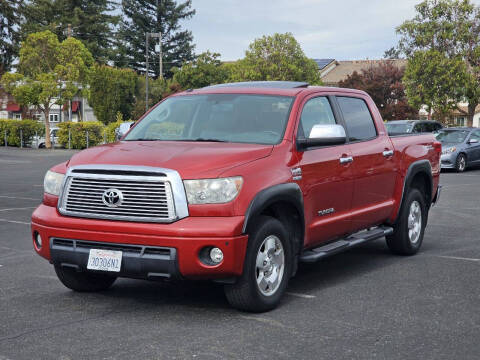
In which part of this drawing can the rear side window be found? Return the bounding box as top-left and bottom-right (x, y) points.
(337, 97), (377, 141)
(298, 97), (336, 138)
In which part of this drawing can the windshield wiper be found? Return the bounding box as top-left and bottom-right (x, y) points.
(175, 138), (227, 142)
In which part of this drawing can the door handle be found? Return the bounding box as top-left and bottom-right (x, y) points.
(383, 150), (394, 157)
(339, 156), (353, 164)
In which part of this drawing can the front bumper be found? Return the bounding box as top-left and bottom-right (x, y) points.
(440, 153), (457, 168)
(32, 204), (248, 280)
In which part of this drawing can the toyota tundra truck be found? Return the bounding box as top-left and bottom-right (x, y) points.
(32, 81), (442, 312)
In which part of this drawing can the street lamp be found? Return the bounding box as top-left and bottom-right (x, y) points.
(145, 32), (162, 112)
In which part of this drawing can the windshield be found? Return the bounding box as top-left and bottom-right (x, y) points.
(385, 122), (414, 134)
(435, 130), (469, 143)
(124, 94), (294, 145)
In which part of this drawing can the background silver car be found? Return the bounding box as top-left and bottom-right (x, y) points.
(437, 127), (480, 172)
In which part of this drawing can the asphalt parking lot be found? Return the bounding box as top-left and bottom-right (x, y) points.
(0, 147), (479, 360)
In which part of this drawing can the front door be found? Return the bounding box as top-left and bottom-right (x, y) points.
(295, 95), (355, 248)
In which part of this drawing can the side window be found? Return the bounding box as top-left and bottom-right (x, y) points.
(470, 130), (480, 141)
(336, 97), (377, 141)
(299, 97), (336, 138)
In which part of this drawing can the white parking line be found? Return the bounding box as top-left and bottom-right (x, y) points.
(286, 292), (316, 299)
(0, 219), (30, 225)
(437, 255), (480, 262)
(0, 195), (40, 201)
(0, 207), (36, 212)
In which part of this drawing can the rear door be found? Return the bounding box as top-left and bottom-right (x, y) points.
(334, 95), (397, 233)
(295, 95), (354, 247)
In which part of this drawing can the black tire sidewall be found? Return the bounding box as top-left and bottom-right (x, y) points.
(456, 154), (466, 172)
(389, 188), (427, 255)
(235, 216), (293, 311)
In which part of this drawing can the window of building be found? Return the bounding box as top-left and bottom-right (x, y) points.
(33, 114), (42, 121)
(49, 114), (59, 123)
(298, 97), (336, 138)
(336, 97), (377, 141)
(13, 113), (22, 120)
(455, 117), (466, 126)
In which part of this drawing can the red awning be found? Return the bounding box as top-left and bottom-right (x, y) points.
(6, 103), (20, 112)
(72, 101), (79, 112)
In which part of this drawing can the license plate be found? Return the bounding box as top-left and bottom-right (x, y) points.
(87, 249), (122, 272)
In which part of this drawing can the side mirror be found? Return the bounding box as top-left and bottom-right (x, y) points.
(297, 124), (347, 149)
(468, 138), (479, 144)
(130, 121), (136, 128)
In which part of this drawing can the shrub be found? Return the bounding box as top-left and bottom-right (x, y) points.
(0, 119), (44, 147)
(57, 121), (105, 149)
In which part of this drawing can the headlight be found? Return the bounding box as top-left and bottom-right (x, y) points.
(44, 170), (65, 196)
(441, 147), (456, 155)
(183, 177), (243, 204)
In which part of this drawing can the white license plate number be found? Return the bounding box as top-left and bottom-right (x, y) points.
(87, 249), (122, 272)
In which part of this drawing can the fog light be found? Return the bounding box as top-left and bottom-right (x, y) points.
(209, 247), (223, 264)
(34, 233), (42, 249)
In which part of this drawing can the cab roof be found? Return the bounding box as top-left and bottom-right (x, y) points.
(175, 81), (368, 97)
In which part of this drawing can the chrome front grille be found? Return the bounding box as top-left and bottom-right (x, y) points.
(58, 165), (189, 223)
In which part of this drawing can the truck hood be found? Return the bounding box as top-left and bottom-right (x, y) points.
(67, 141), (273, 178)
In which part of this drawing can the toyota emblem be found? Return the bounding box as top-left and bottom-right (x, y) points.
(102, 188), (123, 208)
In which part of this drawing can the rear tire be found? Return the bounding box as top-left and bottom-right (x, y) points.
(455, 153), (467, 172)
(224, 216), (293, 312)
(54, 265), (116, 292)
(386, 188), (427, 255)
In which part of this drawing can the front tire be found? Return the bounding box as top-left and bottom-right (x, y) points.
(455, 153), (467, 172)
(54, 265), (116, 292)
(224, 216), (293, 312)
(386, 188), (427, 255)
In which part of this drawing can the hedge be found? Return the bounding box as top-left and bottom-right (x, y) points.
(0, 119), (44, 147)
(57, 121), (105, 149)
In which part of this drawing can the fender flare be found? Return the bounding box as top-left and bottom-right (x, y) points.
(242, 183), (305, 241)
(393, 159), (433, 224)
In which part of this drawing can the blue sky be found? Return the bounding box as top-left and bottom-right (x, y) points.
(186, 0), (480, 61)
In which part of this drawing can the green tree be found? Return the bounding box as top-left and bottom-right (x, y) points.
(88, 65), (138, 124)
(1, 30), (93, 148)
(173, 51), (229, 89)
(116, 0), (195, 78)
(397, 0), (480, 125)
(20, 0), (119, 63)
(228, 33), (321, 84)
(403, 50), (468, 121)
(339, 61), (418, 121)
(0, 0), (22, 74)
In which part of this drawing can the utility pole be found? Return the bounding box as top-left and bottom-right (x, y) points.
(145, 32), (161, 112)
(156, 0), (163, 79)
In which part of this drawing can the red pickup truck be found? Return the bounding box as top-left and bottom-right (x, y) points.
(32, 81), (441, 312)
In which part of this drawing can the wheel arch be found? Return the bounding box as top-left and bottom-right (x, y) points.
(393, 159), (433, 224)
(242, 183), (305, 270)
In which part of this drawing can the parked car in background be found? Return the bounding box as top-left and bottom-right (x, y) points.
(115, 121), (134, 140)
(437, 127), (480, 172)
(33, 127), (60, 148)
(385, 120), (443, 136)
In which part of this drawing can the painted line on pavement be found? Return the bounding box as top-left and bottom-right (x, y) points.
(286, 292), (316, 299)
(436, 255), (480, 262)
(0, 207), (36, 212)
(0, 195), (40, 201)
(0, 218), (30, 225)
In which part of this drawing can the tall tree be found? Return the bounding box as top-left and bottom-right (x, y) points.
(397, 0), (480, 126)
(88, 65), (138, 124)
(0, 0), (22, 74)
(116, 0), (196, 78)
(20, 0), (119, 63)
(339, 61), (418, 121)
(228, 33), (321, 84)
(403, 50), (468, 121)
(1, 31), (94, 148)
